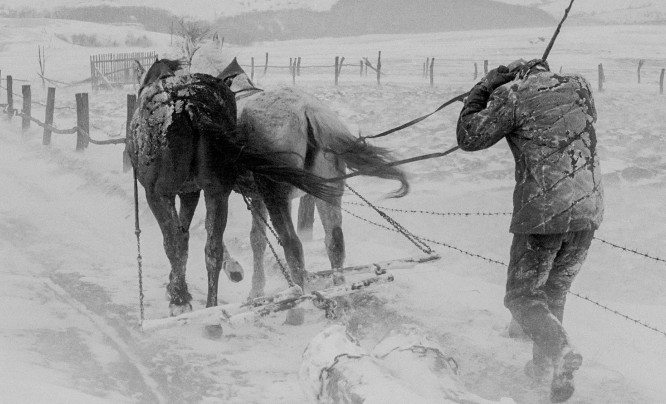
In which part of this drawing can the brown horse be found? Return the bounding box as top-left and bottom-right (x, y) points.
(127, 59), (338, 315)
(219, 58), (409, 298)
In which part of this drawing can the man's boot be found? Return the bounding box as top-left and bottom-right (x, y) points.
(550, 346), (583, 403)
(525, 343), (552, 383)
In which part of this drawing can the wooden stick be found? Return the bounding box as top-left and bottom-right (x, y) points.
(75, 93), (89, 151)
(21, 85), (31, 132)
(541, 0), (576, 60)
(429, 57), (435, 87)
(6, 75), (13, 118)
(376, 51), (382, 85)
(42, 87), (55, 145)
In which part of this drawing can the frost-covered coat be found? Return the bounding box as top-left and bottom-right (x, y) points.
(457, 71), (604, 234)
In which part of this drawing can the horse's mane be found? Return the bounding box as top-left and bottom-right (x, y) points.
(140, 58), (187, 91)
(158, 58), (186, 72)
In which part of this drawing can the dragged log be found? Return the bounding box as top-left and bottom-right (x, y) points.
(373, 325), (516, 404)
(300, 325), (439, 404)
(301, 325), (516, 404)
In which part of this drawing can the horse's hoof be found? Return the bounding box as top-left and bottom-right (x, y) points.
(202, 324), (224, 340)
(169, 302), (193, 317)
(284, 308), (305, 326)
(247, 288), (265, 300)
(223, 259), (244, 283)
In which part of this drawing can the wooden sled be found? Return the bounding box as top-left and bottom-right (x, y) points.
(141, 254), (439, 332)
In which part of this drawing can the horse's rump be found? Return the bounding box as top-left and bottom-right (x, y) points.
(239, 87), (408, 198)
(127, 74), (236, 184)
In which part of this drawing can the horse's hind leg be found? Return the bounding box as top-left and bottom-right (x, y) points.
(249, 198), (268, 299)
(264, 195), (306, 288)
(178, 191), (200, 230)
(202, 187), (231, 307)
(315, 195), (345, 270)
(145, 190), (192, 315)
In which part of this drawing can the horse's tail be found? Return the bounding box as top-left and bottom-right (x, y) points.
(234, 148), (342, 203)
(306, 110), (409, 198)
(202, 123), (341, 203)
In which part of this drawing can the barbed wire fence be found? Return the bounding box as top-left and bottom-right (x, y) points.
(341, 198), (666, 339)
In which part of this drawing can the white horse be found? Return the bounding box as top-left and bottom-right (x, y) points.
(220, 58), (409, 298)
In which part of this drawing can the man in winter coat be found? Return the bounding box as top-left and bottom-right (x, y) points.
(456, 59), (604, 403)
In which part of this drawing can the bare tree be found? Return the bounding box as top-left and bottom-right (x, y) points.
(176, 18), (211, 70)
(38, 45), (46, 88)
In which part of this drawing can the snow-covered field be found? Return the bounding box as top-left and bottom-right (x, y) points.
(0, 17), (665, 404)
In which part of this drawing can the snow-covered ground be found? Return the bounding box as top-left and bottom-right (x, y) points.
(0, 17), (665, 403)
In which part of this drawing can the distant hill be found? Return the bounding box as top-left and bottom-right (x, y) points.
(213, 0), (555, 44)
(493, 0), (666, 24)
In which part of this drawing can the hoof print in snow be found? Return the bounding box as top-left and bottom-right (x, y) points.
(284, 308), (306, 326)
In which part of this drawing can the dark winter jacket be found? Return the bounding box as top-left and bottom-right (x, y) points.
(456, 71), (604, 234)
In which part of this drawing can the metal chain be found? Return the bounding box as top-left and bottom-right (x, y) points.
(240, 193), (295, 288)
(342, 205), (666, 338)
(343, 201), (512, 217)
(342, 206), (505, 266)
(375, 344), (459, 375)
(317, 353), (369, 400)
(132, 169), (145, 326)
(594, 237), (666, 265)
(345, 185), (433, 254)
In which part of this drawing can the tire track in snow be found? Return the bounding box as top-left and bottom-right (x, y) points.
(42, 277), (167, 404)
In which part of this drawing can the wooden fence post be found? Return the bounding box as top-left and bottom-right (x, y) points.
(251, 57), (255, 82)
(660, 68), (665, 95)
(263, 52), (269, 77)
(6, 75), (13, 118)
(42, 87), (55, 145)
(376, 51), (382, 85)
(123, 93), (137, 172)
(75, 93), (89, 151)
(21, 85), (31, 132)
(338, 57), (345, 84)
(297, 57), (302, 76)
(335, 56), (339, 85)
(292, 58), (297, 85)
(429, 58), (435, 87)
(289, 57), (293, 72)
(474, 62), (478, 80)
(637, 59), (644, 84)
(598, 63), (605, 92)
(297, 194), (316, 241)
(484, 60), (488, 75)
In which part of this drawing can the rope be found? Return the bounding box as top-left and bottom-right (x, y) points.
(327, 145), (460, 183)
(345, 184), (433, 255)
(239, 193), (296, 288)
(7, 107), (126, 144)
(360, 93), (466, 142)
(133, 168), (145, 326)
(341, 205), (666, 338)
